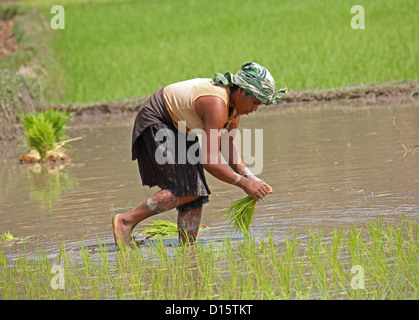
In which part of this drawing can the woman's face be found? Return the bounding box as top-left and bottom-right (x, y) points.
(231, 87), (263, 115)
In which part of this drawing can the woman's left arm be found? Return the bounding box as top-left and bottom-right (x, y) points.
(222, 116), (273, 192)
(220, 115), (248, 175)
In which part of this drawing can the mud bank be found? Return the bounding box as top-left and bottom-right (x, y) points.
(1, 80), (418, 161)
(274, 80), (419, 109)
(0, 16), (18, 58)
(54, 97), (146, 127)
(56, 80), (419, 126)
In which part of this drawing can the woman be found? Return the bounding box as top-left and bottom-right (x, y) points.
(112, 62), (287, 246)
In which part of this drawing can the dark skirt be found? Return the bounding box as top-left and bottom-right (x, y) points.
(136, 122), (210, 211)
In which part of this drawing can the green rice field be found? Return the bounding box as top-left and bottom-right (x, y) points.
(19, 0), (419, 104)
(1, 0), (418, 303)
(0, 219), (417, 299)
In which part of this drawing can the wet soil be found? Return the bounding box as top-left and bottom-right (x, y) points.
(0, 17), (18, 58)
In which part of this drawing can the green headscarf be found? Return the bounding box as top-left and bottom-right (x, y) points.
(212, 62), (287, 105)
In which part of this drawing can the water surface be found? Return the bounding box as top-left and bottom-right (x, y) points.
(1, 104), (418, 257)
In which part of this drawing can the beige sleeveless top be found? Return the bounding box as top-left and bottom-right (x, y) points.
(163, 78), (236, 134)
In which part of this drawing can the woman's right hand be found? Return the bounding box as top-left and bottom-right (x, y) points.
(237, 177), (271, 201)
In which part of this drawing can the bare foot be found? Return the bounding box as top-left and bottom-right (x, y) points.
(112, 214), (133, 247)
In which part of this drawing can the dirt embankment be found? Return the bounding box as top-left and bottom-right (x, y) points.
(0, 7), (44, 142)
(51, 97), (146, 126)
(276, 81), (419, 109)
(56, 80), (418, 125)
(3, 79), (417, 131)
(0, 16), (18, 57)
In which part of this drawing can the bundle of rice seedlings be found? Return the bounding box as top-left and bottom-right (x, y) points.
(42, 108), (73, 142)
(0, 231), (19, 242)
(141, 219), (208, 238)
(223, 196), (257, 233)
(223, 183), (272, 233)
(142, 220), (179, 237)
(21, 108), (74, 162)
(24, 115), (56, 160)
(24, 108), (72, 143)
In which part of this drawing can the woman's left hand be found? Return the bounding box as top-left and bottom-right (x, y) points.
(245, 174), (273, 194)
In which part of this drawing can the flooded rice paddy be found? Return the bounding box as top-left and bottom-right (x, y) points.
(1, 104), (418, 256)
(0, 104), (418, 299)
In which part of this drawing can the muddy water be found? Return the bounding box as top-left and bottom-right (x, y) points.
(0, 104), (418, 257)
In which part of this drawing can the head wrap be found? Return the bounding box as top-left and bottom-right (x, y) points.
(212, 62), (287, 105)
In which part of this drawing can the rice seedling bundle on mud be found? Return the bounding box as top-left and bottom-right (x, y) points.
(138, 219), (208, 240)
(142, 220), (179, 237)
(19, 108), (80, 163)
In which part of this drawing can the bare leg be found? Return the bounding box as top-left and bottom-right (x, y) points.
(177, 207), (202, 245)
(112, 189), (198, 247)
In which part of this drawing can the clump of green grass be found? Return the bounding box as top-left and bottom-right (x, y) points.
(141, 219), (207, 238)
(0, 4), (19, 21)
(142, 220), (179, 237)
(24, 108), (71, 143)
(22, 108), (73, 161)
(0, 232), (19, 242)
(0, 4), (55, 141)
(222, 196), (257, 233)
(402, 144), (419, 158)
(24, 114), (56, 158)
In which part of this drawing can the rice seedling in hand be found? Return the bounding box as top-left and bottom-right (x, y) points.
(223, 182), (272, 233)
(223, 196), (257, 233)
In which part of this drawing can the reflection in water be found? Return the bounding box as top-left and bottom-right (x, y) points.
(23, 163), (77, 211)
(0, 105), (418, 257)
